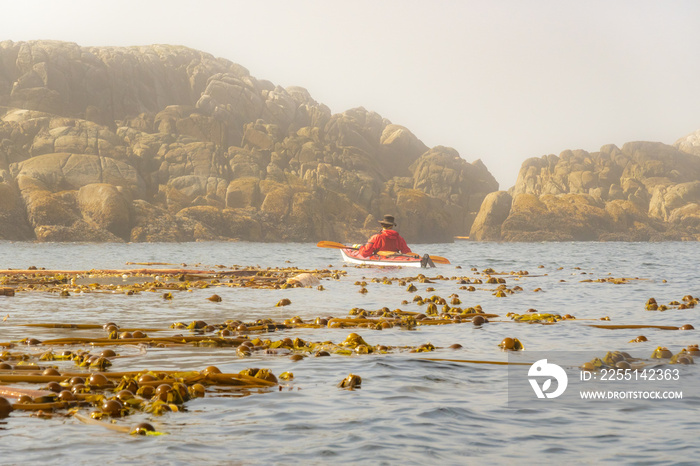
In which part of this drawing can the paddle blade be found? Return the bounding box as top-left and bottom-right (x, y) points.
(316, 241), (351, 249)
(429, 255), (450, 265)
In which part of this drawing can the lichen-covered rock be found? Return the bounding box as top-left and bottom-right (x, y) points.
(0, 179), (33, 240)
(18, 177), (80, 228)
(501, 192), (613, 241)
(15, 174), (124, 241)
(469, 191), (512, 241)
(176, 205), (228, 240)
(225, 177), (261, 209)
(222, 207), (262, 241)
(668, 203), (700, 229)
(77, 183), (131, 240)
(410, 146), (498, 237)
(35, 219), (123, 242)
(11, 153), (144, 196)
(286, 191), (324, 241)
(394, 189), (452, 243)
(129, 200), (194, 242)
(648, 181), (700, 221)
(259, 180), (293, 217)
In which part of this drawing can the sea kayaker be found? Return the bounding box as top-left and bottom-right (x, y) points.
(357, 215), (412, 257)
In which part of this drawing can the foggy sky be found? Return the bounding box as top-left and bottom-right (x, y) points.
(3, 0), (700, 189)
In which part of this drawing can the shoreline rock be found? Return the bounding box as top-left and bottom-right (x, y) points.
(0, 40), (497, 243)
(471, 141), (700, 241)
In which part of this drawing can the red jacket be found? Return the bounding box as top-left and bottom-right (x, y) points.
(358, 229), (412, 257)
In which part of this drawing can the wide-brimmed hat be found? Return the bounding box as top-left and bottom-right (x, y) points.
(379, 215), (396, 227)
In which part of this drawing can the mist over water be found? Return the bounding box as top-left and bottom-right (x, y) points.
(0, 241), (698, 464)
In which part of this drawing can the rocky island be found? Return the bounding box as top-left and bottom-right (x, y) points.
(470, 139), (700, 241)
(0, 40), (497, 243)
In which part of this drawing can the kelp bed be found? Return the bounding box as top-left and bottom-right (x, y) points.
(0, 263), (697, 435)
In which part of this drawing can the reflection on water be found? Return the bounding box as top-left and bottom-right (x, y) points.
(0, 241), (699, 463)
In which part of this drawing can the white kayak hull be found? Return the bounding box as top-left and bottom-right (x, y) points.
(340, 249), (427, 267)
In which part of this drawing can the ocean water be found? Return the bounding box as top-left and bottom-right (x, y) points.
(0, 241), (698, 465)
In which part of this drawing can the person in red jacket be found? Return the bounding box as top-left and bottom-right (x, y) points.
(358, 215), (412, 257)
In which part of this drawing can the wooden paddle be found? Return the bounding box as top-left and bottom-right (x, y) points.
(315, 241), (451, 264)
(316, 241), (355, 249)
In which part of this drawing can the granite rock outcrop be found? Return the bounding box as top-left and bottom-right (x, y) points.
(0, 40), (497, 243)
(470, 140), (700, 241)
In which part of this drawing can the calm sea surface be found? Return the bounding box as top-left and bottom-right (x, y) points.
(0, 241), (698, 465)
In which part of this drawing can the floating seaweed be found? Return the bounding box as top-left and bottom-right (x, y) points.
(0, 364), (283, 431)
(499, 338), (525, 351)
(644, 295), (698, 311)
(507, 312), (564, 323)
(337, 374), (362, 390)
(580, 347), (695, 371)
(1, 262), (696, 441)
(0, 266), (345, 296)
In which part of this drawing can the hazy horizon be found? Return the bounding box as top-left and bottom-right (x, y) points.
(3, 0), (700, 189)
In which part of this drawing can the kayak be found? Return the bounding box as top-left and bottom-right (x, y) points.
(316, 241), (449, 266)
(339, 248), (434, 268)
